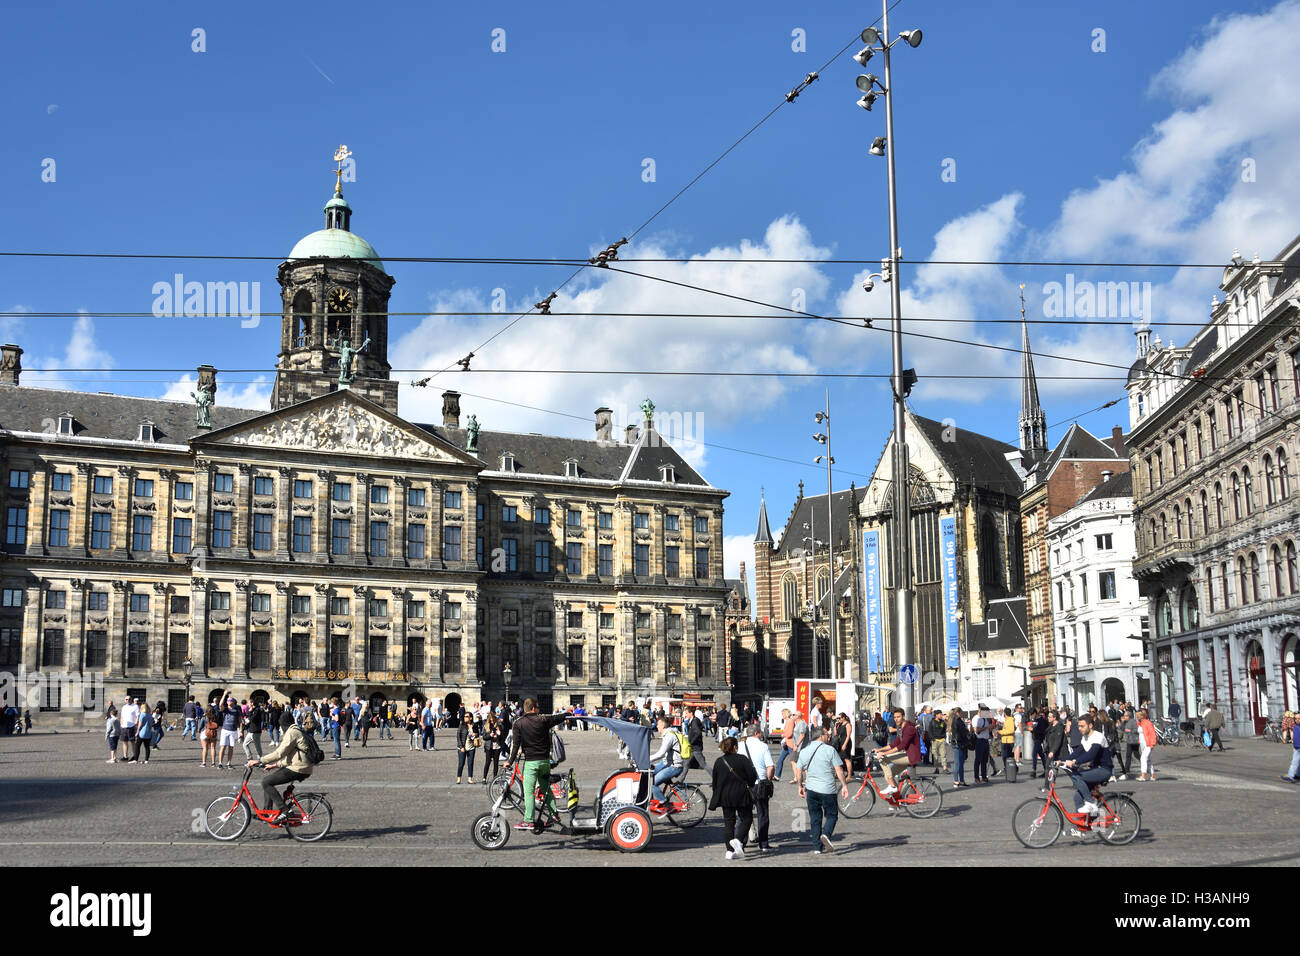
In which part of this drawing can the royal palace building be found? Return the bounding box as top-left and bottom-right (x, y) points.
(0, 180), (731, 727)
(1127, 240), (1300, 736)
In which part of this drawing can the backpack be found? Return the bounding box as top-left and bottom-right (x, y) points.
(672, 730), (693, 761)
(300, 728), (325, 765)
(550, 730), (567, 767)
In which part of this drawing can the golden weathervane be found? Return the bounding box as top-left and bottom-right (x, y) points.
(333, 144), (352, 194)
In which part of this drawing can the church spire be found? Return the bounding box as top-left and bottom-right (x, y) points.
(1018, 283), (1048, 455)
(754, 491), (773, 545)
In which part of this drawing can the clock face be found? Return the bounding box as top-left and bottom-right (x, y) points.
(327, 288), (354, 313)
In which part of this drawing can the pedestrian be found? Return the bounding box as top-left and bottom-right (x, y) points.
(201, 704), (220, 767)
(359, 701), (373, 748)
(950, 708), (969, 787)
(135, 704), (156, 763)
(182, 695), (198, 741)
(506, 698), (570, 832)
(1042, 709), (1066, 793)
(929, 710), (950, 775)
(1203, 703), (1226, 751)
(482, 714), (505, 782)
(104, 706), (120, 763)
(1014, 704), (1027, 766)
(456, 712), (479, 784)
(242, 700), (265, 760)
(267, 702), (283, 745)
(1030, 708), (1049, 778)
(740, 724), (775, 851)
(998, 708), (1017, 776)
(710, 735), (758, 860)
(774, 709), (796, 781)
(217, 695), (242, 769)
(1169, 699), (1182, 725)
(972, 706), (992, 783)
(421, 699), (436, 751)
(1282, 711), (1300, 783)
(1118, 708), (1139, 780)
(1137, 708), (1157, 781)
(406, 703), (420, 750)
(685, 707), (709, 774)
(794, 725), (850, 855)
(118, 696), (140, 762)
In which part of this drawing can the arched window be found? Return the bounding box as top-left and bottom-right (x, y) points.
(1264, 454), (1276, 505)
(781, 573), (798, 623)
(1156, 593), (1173, 637)
(980, 514), (1002, 590)
(815, 567), (831, 602)
(1174, 505), (1183, 539)
(1160, 513), (1168, 544)
(1279, 448), (1290, 500)
(1289, 541), (1298, 594)
(1243, 467), (1254, 515)
(1238, 556), (1249, 605)
(1249, 552), (1260, 603)
(1215, 482), (1224, 528)
(1185, 498), (1193, 536)
(1200, 491), (1210, 535)
(1205, 565), (1216, 613)
(1273, 545), (1285, 597)
(1221, 562), (1231, 609)
(1232, 473), (1242, 521)
(1179, 584), (1199, 630)
(292, 289), (314, 347)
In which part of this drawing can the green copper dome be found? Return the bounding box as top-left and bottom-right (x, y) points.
(288, 229), (385, 273)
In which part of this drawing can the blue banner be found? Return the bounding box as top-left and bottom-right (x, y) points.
(941, 515), (959, 668)
(863, 530), (882, 673)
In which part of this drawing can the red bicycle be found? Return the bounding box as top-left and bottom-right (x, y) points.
(203, 766), (333, 842)
(1011, 762), (1140, 848)
(838, 753), (942, 818)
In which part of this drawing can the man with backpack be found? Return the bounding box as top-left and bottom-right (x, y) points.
(649, 714), (687, 811)
(685, 708), (709, 773)
(247, 711), (324, 824)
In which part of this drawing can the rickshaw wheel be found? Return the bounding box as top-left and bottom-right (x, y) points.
(605, 806), (652, 853)
(471, 812), (510, 850)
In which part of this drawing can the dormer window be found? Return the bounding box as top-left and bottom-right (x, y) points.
(563, 458), (579, 479)
(57, 412), (74, 436)
(500, 452), (515, 473)
(987, 617), (999, 638)
(659, 464), (676, 483)
(138, 420), (156, 442)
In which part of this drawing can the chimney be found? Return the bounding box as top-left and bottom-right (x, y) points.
(1111, 426), (1126, 455)
(0, 344), (22, 386)
(196, 364), (218, 403)
(595, 407), (613, 443)
(442, 390), (461, 428)
(625, 424), (639, 444)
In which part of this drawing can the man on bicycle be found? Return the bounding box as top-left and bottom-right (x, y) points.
(1061, 713), (1112, 818)
(246, 712), (317, 823)
(873, 707), (919, 795)
(506, 698), (570, 833)
(649, 714), (686, 810)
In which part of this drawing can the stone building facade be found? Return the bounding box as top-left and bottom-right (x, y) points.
(1127, 241), (1300, 735)
(0, 185), (731, 727)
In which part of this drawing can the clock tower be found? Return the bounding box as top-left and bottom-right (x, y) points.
(273, 154), (398, 413)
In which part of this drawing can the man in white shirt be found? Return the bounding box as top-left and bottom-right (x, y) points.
(741, 725), (775, 851)
(118, 698), (140, 761)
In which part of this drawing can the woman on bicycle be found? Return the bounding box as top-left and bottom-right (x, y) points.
(246, 713), (317, 823)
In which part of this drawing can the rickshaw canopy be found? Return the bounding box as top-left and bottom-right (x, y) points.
(574, 715), (652, 770)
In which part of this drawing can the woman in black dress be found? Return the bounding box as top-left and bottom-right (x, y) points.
(708, 736), (758, 860)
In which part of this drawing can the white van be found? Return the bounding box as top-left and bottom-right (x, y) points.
(761, 698), (797, 740)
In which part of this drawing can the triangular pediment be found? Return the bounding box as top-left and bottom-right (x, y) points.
(196, 390), (479, 465)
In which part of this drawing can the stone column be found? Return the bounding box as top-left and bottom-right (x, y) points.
(353, 585), (369, 677)
(191, 578), (210, 676)
(22, 580), (43, 672)
(313, 584), (330, 670)
(317, 470), (332, 560)
(433, 480), (446, 569)
(152, 582), (170, 678)
(29, 465), (48, 554)
(392, 586), (407, 675)
(158, 469), (176, 563)
(429, 589), (443, 681)
(233, 579), (250, 679)
(685, 602), (698, 685)
(653, 602), (667, 685)
(271, 466), (291, 558)
(465, 482), (478, 573)
(113, 466), (132, 560)
(69, 578), (90, 675)
(77, 463), (92, 555)
(356, 474), (371, 565)
(394, 476), (408, 567)
(109, 580), (129, 675)
(464, 592), (478, 684)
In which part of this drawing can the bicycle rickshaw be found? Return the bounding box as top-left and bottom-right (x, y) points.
(471, 715), (672, 853)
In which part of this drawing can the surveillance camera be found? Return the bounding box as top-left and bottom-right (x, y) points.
(863, 278), (874, 292)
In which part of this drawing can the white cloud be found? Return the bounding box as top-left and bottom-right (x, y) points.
(391, 217), (834, 460)
(22, 313), (113, 391)
(160, 374), (271, 410)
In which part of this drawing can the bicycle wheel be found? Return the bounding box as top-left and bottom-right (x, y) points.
(203, 795), (251, 841)
(471, 812), (511, 850)
(1096, 793), (1141, 846)
(838, 781), (877, 819)
(1011, 798), (1063, 849)
(488, 771), (523, 811)
(286, 794), (333, 842)
(900, 776), (943, 819)
(667, 784), (708, 828)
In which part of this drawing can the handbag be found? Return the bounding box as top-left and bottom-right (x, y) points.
(720, 753), (758, 803)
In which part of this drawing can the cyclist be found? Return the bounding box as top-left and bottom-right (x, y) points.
(245, 712), (318, 823)
(649, 714), (686, 811)
(1060, 712), (1112, 822)
(873, 707), (919, 795)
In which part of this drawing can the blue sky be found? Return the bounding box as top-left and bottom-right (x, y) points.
(5, 0), (1300, 590)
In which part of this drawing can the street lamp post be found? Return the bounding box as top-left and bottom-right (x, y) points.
(182, 657), (194, 709)
(503, 662), (512, 707)
(814, 392), (837, 678)
(1057, 654), (1080, 714)
(857, 8), (923, 719)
